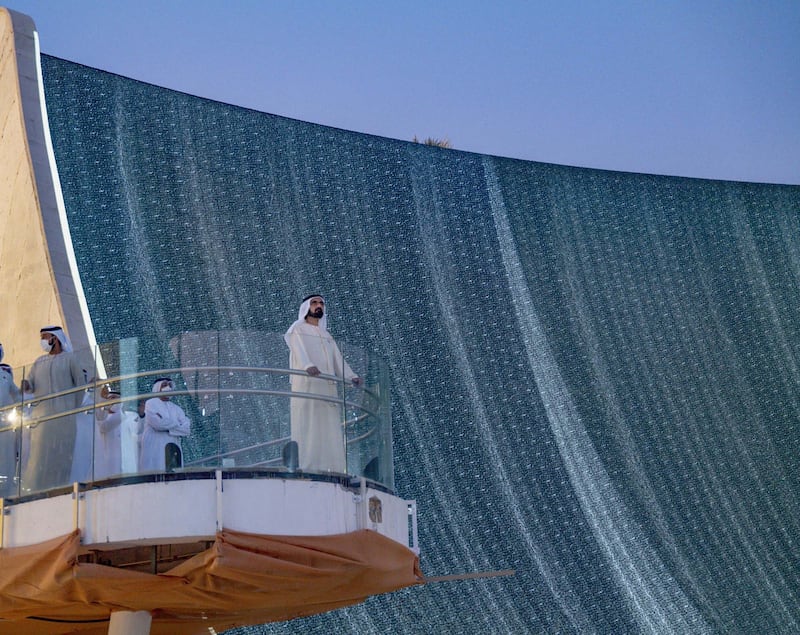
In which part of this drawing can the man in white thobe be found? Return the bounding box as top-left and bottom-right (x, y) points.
(69, 388), (95, 483)
(0, 362), (21, 497)
(94, 389), (123, 479)
(21, 326), (91, 491)
(119, 400), (145, 474)
(140, 378), (190, 471)
(284, 295), (361, 473)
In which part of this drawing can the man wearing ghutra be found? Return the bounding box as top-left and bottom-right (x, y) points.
(93, 388), (124, 479)
(140, 377), (191, 471)
(284, 295), (361, 473)
(0, 343), (19, 406)
(20, 326), (92, 491)
(0, 361), (21, 497)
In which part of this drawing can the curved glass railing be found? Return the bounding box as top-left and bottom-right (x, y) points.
(0, 331), (393, 499)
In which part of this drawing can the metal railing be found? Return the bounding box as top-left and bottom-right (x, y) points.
(0, 332), (394, 498)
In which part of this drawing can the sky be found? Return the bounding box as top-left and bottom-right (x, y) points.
(6, 0), (800, 185)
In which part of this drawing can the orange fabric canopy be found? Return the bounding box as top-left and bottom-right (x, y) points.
(0, 529), (422, 634)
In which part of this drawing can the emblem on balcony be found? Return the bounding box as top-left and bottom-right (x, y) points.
(368, 496), (383, 523)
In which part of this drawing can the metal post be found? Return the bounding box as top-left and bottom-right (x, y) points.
(359, 478), (368, 529)
(215, 469), (223, 532)
(72, 481), (81, 533)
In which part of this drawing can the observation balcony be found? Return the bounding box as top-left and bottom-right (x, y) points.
(0, 331), (420, 635)
(0, 331), (396, 496)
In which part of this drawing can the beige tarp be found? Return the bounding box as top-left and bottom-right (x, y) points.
(0, 529), (422, 634)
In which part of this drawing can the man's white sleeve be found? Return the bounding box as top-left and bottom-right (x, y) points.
(172, 408), (191, 437)
(96, 407), (122, 433)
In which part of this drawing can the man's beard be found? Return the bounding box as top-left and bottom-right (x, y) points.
(307, 308), (324, 319)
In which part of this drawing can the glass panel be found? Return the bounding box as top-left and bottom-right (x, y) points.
(97, 337), (187, 477)
(343, 342), (393, 490)
(0, 331), (394, 498)
(0, 361), (24, 498)
(171, 331), (292, 471)
(11, 345), (99, 494)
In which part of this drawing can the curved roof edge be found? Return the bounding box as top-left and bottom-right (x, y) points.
(0, 8), (95, 366)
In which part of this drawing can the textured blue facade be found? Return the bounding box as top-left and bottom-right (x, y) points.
(41, 55), (800, 634)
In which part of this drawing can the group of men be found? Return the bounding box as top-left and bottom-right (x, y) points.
(0, 294), (360, 495)
(0, 328), (191, 494)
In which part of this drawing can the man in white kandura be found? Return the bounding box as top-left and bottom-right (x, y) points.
(93, 388), (123, 479)
(284, 295), (361, 473)
(140, 377), (190, 471)
(0, 360), (21, 497)
(21, 326), (91, 491)
(0, 344), (20, 408)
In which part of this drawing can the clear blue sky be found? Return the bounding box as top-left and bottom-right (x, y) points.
(6, 0), (800, 184)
